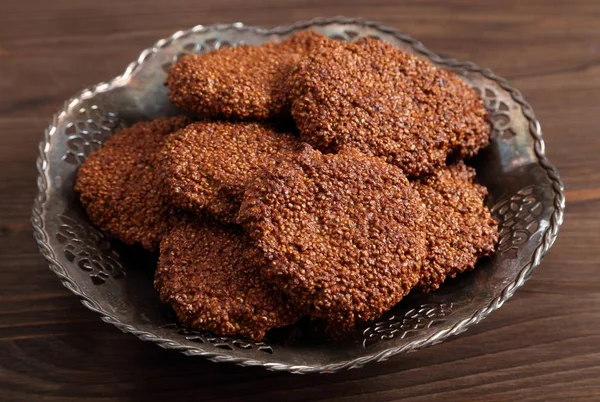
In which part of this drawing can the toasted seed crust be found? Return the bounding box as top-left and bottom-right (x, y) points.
(415, 162), (498, 291)
(158, 121), (303, 223)
(238, 146), (428, 330)
(75, 116), (192, 251)
(155, 219), (300, 341)
(166, 31), (328, 119)
(288, 37), (490, 176)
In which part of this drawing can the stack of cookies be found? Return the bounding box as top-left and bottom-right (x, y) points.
(75, 31), (498, 341)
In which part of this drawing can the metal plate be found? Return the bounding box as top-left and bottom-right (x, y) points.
(32, 17), (565, 374)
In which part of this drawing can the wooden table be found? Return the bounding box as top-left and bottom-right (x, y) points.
(1, 1), (598, 400)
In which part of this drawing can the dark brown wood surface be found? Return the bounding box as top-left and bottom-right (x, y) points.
(1, 0), (599, 400)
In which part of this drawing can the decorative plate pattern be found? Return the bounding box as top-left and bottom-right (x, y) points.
(362, 303), (455, 348)
(56, 214), (125, 285)
(492, 186), (543, 259)
(62, 105), (121, 165)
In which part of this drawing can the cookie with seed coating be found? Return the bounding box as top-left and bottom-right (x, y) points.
(288, 37), (490, 176)
(155, 219), (299, 341)
(238, 146), (428, 330)
(166, 30), (327, 120)
(415, 162), (498, 292)
(75, 116), (192, 251)
(158, 121), (303, 223)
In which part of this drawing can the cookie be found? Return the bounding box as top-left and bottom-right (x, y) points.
(75, 116), (192, 251)
(155, 219), (299, 341)
(415, 162), (498, 291)
(238, 146), (428, 330)
(288, 37), (490, 176)
(158, 121), (303, 223)
(166, 30), (327, 119)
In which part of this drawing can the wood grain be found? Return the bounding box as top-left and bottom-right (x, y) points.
(1, 0), (599, 400)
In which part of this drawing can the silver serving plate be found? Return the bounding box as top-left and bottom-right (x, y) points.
(32, 17), (565, 374)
